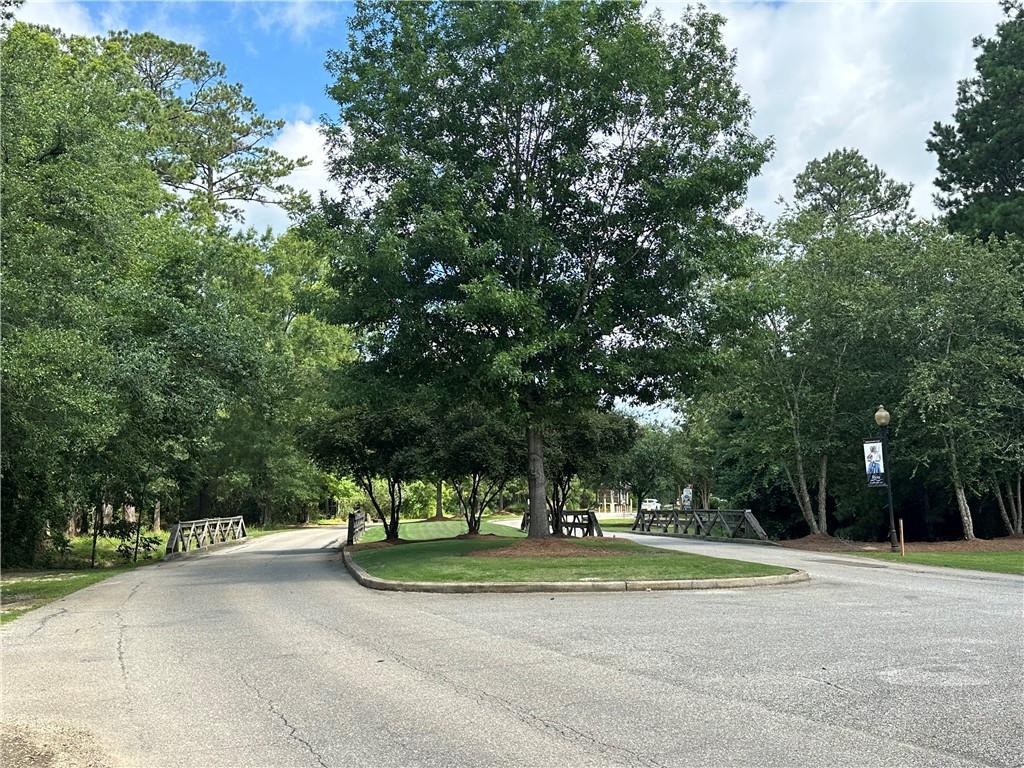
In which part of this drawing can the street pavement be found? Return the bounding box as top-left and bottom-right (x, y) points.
(2, 526), (1022, 767)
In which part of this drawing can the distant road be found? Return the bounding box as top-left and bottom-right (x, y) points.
(3, 526), (1022, 767)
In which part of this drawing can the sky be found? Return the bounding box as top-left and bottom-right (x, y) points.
(17, 0), (1004, 234)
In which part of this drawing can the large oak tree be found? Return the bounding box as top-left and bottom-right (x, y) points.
(321, 0), (769, 536)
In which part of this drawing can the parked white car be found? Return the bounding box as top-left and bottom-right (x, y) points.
(640, 498), (661, 512)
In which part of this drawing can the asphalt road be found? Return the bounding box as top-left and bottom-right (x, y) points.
(2, 527), (1022, 768)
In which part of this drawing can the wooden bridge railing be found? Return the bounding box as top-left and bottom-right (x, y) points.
(519, 509), (603, 537)
(165, 516), (247, 555)
(632, 508), (768, 541)
(347, 508), (367, 546)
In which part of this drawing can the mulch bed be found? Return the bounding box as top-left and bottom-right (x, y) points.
(779, 533), (1024, 553)
(466, 538), (628, 559)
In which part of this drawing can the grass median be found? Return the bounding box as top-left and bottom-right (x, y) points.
(349, 521), (792, 583)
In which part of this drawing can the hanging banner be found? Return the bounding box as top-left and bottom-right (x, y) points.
(681, 486), (693, 510)
(863, 439), (887, 487)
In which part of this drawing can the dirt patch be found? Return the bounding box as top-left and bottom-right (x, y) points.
(0, 571), (80, 584)
(1, 720), (122, 768)
(467, 538), (627, 558)
(453, 533), (503, 540)
(779, 533), (1024, 553)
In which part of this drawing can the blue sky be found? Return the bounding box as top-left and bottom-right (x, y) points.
(21, 1), (354, 124)
(18, 0), (1007, 237)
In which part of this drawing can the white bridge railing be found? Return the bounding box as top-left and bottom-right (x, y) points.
(165, 516), (247, 555)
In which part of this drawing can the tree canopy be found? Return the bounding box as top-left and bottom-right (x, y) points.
(928, 1), (1024, 239)
(321, 0), (770, 536)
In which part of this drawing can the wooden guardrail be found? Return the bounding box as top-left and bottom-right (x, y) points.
(632, 507), (768, 541)
(519, 509), (603, 537)
(347, 508), (367, 545)
(165, 516), (247, 554)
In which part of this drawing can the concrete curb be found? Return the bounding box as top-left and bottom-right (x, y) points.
(162, 538), (248, 561)
(341, 548), (810, 594)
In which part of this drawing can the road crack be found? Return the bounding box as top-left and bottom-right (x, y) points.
(116, 611), (129, 688)
(242, 676), (329, 768)
(121, 580), (143, 607)
(796, 674), (863, 696)
(308, 619), (665, 768)
(28, 608), (67, 637)
(388, 648), (668, 768)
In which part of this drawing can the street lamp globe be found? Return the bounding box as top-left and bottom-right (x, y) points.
(874, 405), (890, 427)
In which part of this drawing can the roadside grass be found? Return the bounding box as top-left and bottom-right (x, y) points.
(854, 551), (1024, 575)
(22, 530), (172, 570)
(350, 534), (791, 583)
(359, 518), (524, 544)
(0, 568), (149, 625)
(1, 530), (171, 625)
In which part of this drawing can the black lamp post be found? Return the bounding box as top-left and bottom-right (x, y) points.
(875, 405), (899, 551)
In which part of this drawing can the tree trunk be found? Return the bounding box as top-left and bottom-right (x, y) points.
(1018, 472), (1023, 534)
(90, 501), (102, 568)
(947, 442), (975, 540)
(434, 479), (444, 520)
(470, 495), (481, 534)
(954, 482), (975, 540)
(783, 464), (819, 534)
(994, 480), (1014, 536)
(152, 501), (161, 533)
(816, 455), (829, 534)
(197, 483), (211, 519)
(132, 495), (143, 563)
(526, 425), (549, 538)
(1008, 476), (1023, 535)
(384, 479), (402, 540)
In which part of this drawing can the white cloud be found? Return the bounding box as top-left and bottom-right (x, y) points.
(15, 0), (206, 44)
(249, 0), (338, 40)
(240, 118), (337, 233)
(16, 0), (99, 35)
(655, 0), (1004, 219)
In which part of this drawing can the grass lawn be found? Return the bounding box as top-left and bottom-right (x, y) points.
(1, 568), (148, 625)
(51, 530), (171, 568)
(854, 551), (1024, 575)
(1, 530), (171, 624)
(358, 518), (524, 543)
(350, 533), (791, 583)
